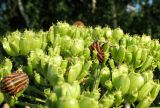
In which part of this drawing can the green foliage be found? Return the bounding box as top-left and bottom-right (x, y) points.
(0, 0), (160, 39)
(0, 22), (160, 107)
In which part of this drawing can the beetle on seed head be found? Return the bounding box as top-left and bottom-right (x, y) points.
(0, 71), (29, 95)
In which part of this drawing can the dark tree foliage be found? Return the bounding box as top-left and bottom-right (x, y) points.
(0, 0), (160, 39)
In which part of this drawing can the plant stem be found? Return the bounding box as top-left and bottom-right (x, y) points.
(21, 94), (46, 103)
(26, 85), (45, 96)
(93, 68), (101, 90)
(16, 101), (46, 107)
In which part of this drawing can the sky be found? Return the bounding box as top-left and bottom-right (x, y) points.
(126, 0), (153, 13)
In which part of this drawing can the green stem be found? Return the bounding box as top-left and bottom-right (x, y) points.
(93, 68), (101, 90)
(21, 94), (46, 103)
(26, 85), (45, 96)
(16, 101), (46, 107)
(99, 90), (110, 101)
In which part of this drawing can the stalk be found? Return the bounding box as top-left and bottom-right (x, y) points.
(21, 94), (46, 103)
(16, 101), (46, 108)
(93, 68), (101, 90)
(109, 59), (115, 69)
(26, 85), (45, 97)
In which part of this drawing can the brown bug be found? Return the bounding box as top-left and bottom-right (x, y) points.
(73, 20), (85, 27)
(90, 41), (104, 63)
(0, 71), (29, 95)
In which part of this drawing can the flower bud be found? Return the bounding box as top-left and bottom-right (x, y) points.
(99, 94), (114, 108)
(46, 92), (57, 108)
(58, 96), (79, 108)
(113, 74), (130, 95)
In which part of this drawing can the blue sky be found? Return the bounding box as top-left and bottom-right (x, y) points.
(127, 0), (153, 13)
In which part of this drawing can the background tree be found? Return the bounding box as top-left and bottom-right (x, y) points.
(0, 0), (159, 38)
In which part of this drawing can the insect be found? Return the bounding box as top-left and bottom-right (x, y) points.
(0, 71), (29, 95)
(73, 20), (85, 27)
(90, 41), (104, 63)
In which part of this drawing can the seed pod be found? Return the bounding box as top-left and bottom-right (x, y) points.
(90, 41), (104, 63)
(99, 94), (114, 108)
(140, 56), (153, 71)
(9, 31), (20, 55)
(103, 52), (110, 64)
(79, 96), (99, 108)
(71, 81), (81, 99)
(52, 46), (61, 56)
(112, 28), (124, 42)
(58, 96), (79, 108)
(85, 89), (100, 100)
(100, 66), (110, 86)
(60, 60), (68, 69)
(113, 90), (123, 107)
(46, 92), (57, 108)
(134, 59), (141, 68)
(131, 36), (139, 45)
(2, 38), (17, 56)
(136, 97), (153, 108)
(55, 82), (80, 98)
(150, 83), (160, 100)
(141, 35), (151, 44)
(22, 30), (34, 52)
(128, 73), (144, 93)
(34, 72), (47, 86)
(120, 37), (127, 46)
(0, 58), (12, 78)
(47, 64), (64, 86)
(118, 64), (129, 74)
(115, 45), (126, 64)
(151, 40), (159, 51)
(113, 74), (130, 95)
(32, 37), (42, 50)
(126, 35), (132, 46)
(134, 48), (142, 68)
(103, 27), (112, 39)
(141, 70), (153, 83)
(9, 42), (19, 55)
(141, 49), (148, 63)
(132, 45), (138, 63)
(104, 80), (113, 90)
(83, 48), (91, 60)
(71, 38), (84, 56)
(108, 59), (115, 69)
(26, 62), (33, 76)
(39, 32), (48, 49)
(6, 95), (17, 107)
(110, 46), (119, 61)
(51, 55), (63, 67)
(19, 37), (30, 55)
(77, 61), (92, 80)
(92, 26), (104, 40)
(48, 25), (55, 44)
(137, 80), (154, 101)
(61, 36), (72, 53)
(55, 22), (70, 36)
(112, 68), (121, 82)
(102, 42), (110, 52)
(68, 60), (83, 83)
(125, 91), (138, 104)
(55, 83), (72, 98)
(135, 48), (142, 61)
(1, 71), (29, 95)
